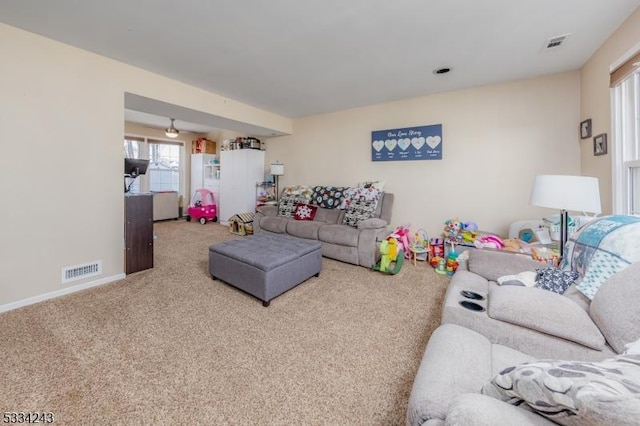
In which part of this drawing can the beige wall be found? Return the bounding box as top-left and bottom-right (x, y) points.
(0, 23), (290, 308)
(580, 7), (640, 214)
(266, 71), (581, 238)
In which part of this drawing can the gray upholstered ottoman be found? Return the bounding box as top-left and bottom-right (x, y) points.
(209, 234), (322, 306)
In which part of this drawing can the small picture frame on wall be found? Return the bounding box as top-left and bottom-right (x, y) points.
(580, 119), (592, 139)
(594, 133), (607, 156)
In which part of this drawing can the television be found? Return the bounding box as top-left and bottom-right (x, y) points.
(124, 158), (150, 193)
(124, 158), (149, 177)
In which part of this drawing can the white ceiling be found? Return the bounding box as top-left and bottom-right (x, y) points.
(2, 1), (639, 132)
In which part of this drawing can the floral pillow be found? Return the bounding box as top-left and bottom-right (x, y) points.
(358, 180), (385, 191)
(339, 187), (383, 210)
(294, 203), (317, 221)
(310, 186), (348, 209)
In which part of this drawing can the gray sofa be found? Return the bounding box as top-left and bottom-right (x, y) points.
(407, 215), (640, 425)
(253, 193), (394, 267)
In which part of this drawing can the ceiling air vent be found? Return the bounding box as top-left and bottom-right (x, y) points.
(543, 34), (570, 52)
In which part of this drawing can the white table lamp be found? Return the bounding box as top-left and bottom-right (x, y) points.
(270, 162), (284, 201)
(530, 175), (601, 256)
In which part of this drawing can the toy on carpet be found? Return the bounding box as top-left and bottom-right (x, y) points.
(430, 237), (444, 258)
(389, 224), (412, 259)
(372, 237), (404, 274)
(410, 229), (430, 261)
(445, 243), (459, 276)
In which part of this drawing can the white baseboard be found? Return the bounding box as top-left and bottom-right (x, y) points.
(0, 273), (126, 313)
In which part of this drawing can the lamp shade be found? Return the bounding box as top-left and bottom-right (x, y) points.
(530, 175), (601, 214)
(270, 163), (284, 176)
(165, 118), (179, 138)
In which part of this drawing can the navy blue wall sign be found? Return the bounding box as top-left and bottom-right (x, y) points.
(371, 124), (442, 161)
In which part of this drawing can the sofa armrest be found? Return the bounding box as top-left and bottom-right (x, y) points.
(488, 286), (605, 350)
(468, 249), (542, 281)
(256, 205), (278, 217)
(446, 394), (555, 426)
(357, 218), (387, 230)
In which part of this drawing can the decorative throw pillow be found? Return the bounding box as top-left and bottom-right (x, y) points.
(342, 199), (378, 227)
(535, 267), (579, 294)
(481, 354), (640, 426)
(339, 187), (382, 210)
(281, 184), (313, 201)
(278, 194), (307, 217)
(358, 180), (386, 191)
(293, 203), (317, 221)
(310, 186), (348, 209)
(561, 215), (640, 299)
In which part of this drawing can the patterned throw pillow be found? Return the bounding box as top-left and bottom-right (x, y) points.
(293, 203), (317, 221)
(278, 194), (307, 217)
(310, 186), (348, 209)
(561, 215), (640, 299)
(481, 354), (640, 426)
(342, 199), (378, 227)
(358, 180), (385, 191)
(535, 267), (579, 294)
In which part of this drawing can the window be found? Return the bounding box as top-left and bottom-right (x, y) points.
(148, 140), (182, 193)
(124, 136), (184, 196)
(611, 52), (640, 216)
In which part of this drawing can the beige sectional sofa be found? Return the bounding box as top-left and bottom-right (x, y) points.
(407, 215), (640, 425)
(254, 191), (394, 267)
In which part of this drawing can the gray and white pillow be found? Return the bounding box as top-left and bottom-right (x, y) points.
(342, 199), (378, 227)
(481, 354), (640, 426)
(535, 267), (579, 294)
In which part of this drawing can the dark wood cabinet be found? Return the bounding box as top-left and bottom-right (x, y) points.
(125, 193), (153, 274)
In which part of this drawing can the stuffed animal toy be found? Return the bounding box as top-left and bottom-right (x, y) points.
(443, 218), (463, 244)
(372, 237), (404, 274)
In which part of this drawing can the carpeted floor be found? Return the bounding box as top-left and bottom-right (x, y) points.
(0, 220), (451, 425)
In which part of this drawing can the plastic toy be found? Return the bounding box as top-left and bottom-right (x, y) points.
(474, 234), (505, 250)
(390, 224), (412, 259)
(443, 218), (463, 244)
(372, 237), (404, 274)
(430, 237), (444, 258)
(186, 188), (218, 224)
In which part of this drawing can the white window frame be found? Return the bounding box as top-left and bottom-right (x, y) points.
(611, 52), (640, 217)
(124, 135), (185, 198)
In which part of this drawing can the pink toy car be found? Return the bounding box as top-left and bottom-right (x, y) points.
(186, 188), (218, 224)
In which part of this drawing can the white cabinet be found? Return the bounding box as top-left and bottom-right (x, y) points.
(219, 149), (265, 224)
(191, 153), (220, 206)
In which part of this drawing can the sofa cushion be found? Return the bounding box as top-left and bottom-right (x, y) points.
(590, 261), (640, 354)
(561, 215), (640, 300)
(318, 224), (359, 247)
(468, 250), (542, 281)
(293, 203), (317, 221)
(481, 354), (640, 426)
(313, 207), (341, 224)
(259, 216), (289, 234)
(310, 186), (349, 209)
(446, 394), (557, 426)
(488, 286), (605, 350)
(285, 220), (324, 240)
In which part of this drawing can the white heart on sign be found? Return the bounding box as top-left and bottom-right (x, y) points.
(411, 137), (425, 150)
(385, 139), (397, 151)
(372, 140), (384, 152)
(398, 138), (410, 151)
(426, 136), (441, 149)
